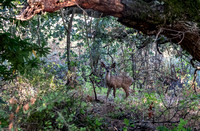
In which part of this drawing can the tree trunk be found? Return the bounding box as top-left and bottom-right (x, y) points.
(37, 16), (41, 46)
(61, 8), (75, 71)
(17, 0), (200, 62)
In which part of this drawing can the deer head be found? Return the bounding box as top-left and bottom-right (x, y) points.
(101, 62), (133, 100)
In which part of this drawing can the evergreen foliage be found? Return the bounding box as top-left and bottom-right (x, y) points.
(0, 33), (50, 80)
(164, 0), (200, 24)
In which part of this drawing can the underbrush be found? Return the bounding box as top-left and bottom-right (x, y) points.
(0, 64), (105, 130)
(0, 64), (199, 130)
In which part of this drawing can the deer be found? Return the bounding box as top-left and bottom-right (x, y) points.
(101, 62), (133, 101)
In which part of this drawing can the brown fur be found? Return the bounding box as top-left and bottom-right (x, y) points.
(101, 62), (133, 100)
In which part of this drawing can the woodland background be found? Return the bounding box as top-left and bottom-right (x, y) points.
(0, 0), (200, 130)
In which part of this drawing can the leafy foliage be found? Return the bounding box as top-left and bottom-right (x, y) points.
(0, 33), (50, 80)
(157, 119), (190, 131)
(0, 0), (51, 80)
(164, 0), (200, 24)
(0, 0), (200, 130)
(1, 0), (15, 8)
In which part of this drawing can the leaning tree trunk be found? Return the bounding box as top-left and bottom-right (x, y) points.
(16, 0), (200, 62)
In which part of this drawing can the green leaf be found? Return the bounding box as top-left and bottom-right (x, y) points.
(95, 119), (102, 126)
(123, 119), (129, 126)
(157, 126), (169, 131)
(123, 127), (128, 131)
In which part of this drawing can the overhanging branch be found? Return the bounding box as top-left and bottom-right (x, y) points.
(16, 0), (200, 62)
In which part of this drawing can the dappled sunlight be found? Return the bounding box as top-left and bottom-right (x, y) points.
(1, 0), (200, 130)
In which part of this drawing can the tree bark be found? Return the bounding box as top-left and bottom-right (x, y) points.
(16, 0), (200, 62)
(37, 16), (41, 46)
(60, 8), (75, 71)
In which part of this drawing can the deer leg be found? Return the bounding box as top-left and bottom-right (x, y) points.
(123, 87), (129, 98)
(106, 87), (111, 100)
(113, 86), (116, 98)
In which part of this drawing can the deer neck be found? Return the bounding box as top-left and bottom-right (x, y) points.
(106, 71), (111, 83)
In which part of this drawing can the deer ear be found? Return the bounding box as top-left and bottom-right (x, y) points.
(101, 62), (105, 67)
(111, 63), (116, 68)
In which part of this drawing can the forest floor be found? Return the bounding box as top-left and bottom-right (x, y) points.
(74, 86), (200, 130)
(1, 75), (199, 130)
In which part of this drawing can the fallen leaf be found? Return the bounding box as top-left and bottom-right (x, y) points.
(86, 95), (93, 102)
(23, 103), (29, 111)
(9, 113), (14, 121)
(9, 98), (18, 104)
(9, 122), (13, 131)
(30, 97), (36, 105)
(15, 105), (21, 113)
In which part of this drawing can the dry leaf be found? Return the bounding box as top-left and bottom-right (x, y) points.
(148, 102), (154, 119)
(9, 122), (13, 131)
(30, 97), (36, 105)
(9, 98), (18, 105)
(23, 103), (29, 111)
(15, 105), (21, 113)
(86, 95), (93, 102)
(9, 113), (14, 121)
(32, 50), (37, 57)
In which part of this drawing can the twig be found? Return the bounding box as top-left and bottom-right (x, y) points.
(153, 28), (162, 44)
(177, 33), (185, 45)
(60, 8), (69, 32)
(156, 42), (162, 54)
(192, 69), (198, 93)
(190, 58), (200, 93)
(74, 1), (88, 16)
(154, 28), (163, 54)
(56, 110), (70, 131)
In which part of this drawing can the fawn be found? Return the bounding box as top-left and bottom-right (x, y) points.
(101, 62), (133, 100)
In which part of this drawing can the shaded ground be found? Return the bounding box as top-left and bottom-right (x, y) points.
(79, 87), (200, 131)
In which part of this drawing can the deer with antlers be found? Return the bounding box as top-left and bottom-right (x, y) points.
(101, 62), (133, 101)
